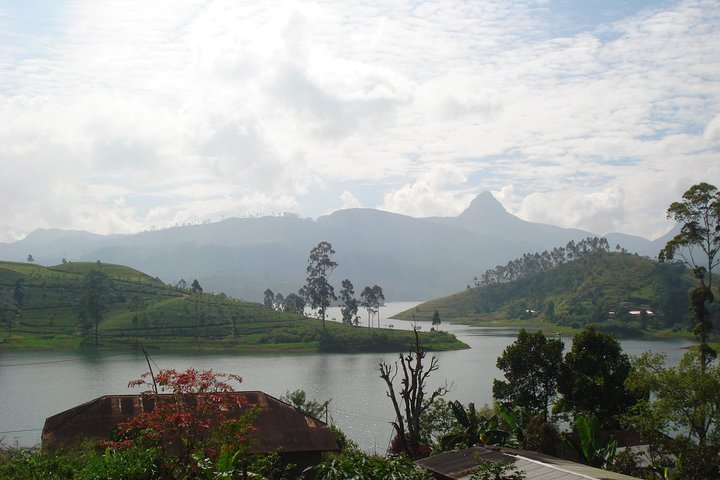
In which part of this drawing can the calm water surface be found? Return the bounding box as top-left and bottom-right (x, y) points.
(0, 302), (695, 451)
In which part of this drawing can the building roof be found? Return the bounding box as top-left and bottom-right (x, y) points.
(415, 446), (641, 480)
(42, 391), (338, 454)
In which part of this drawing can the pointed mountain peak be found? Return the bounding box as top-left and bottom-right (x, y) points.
(459, 191), (509, 219)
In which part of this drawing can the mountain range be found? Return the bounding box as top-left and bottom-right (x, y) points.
(0, 192), (675, 301)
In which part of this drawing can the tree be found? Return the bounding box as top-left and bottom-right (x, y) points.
(191, 279), (203, 331)
(493, 329), (564, 421)
(280, 389), (331, 421)
(304, 241), (338, 329)
(26, 254), (34, 263)
(282, 292), (306, 315)
(77, 270), (111, 347)
(372, 285), (385, 328)
(556, 326), (634, 428)
(360, 285), (384, 328)
(263, 288), (274, 309)
(660, 182), (720, 367)
(379, 330), (449, 459)
(176, 278), (188, 290)
(432, 310), (441, 330)
(418, 398), (457, 448)
(339, 279), (359, 325)
(273, 292), (285, 311)
(625, 350), (720, 478)
(360, 286), (377, 327)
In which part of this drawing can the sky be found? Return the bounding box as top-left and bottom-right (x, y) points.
(0, 0), (718, 243)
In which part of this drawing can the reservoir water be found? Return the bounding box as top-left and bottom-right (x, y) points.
(0, 302), (695, 451)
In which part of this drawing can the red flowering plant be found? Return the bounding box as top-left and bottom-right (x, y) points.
(105, 368), (256, 477)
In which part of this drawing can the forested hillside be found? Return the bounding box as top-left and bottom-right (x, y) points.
(0, 261), (465, 352)
(399, 246), (698, 337)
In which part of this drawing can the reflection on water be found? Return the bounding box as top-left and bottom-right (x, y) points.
(0, 302), (696, 451)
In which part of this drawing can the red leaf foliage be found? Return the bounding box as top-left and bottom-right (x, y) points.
(108, 368), (255, 473)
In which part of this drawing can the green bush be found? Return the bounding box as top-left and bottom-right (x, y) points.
(75, 446), (159, 480)
(0, 444), (159, 480)
(0, 447), (76, 480)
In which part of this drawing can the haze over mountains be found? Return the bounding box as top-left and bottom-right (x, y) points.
(0, 192), (675, 301)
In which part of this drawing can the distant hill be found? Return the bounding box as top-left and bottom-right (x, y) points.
(396, 250), (696, 337)
(0, 261), (466, 352)
(0, 193), (676, 302)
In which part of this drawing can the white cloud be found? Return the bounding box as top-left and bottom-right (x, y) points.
(517, 186), (626, 235)
(339, 191), (362, 209)
(381, 164), (476, 217)
(0, 0), (718, 241)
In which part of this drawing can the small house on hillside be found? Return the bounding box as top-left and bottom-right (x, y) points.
(415, 445), (641, 480)
(42, 391), (338, 474)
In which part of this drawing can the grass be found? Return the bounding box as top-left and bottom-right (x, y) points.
(0, 261), (468, 353)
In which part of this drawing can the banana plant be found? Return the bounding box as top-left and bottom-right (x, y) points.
(566, 415), (617, 469)
(495, 403), (526, 448)
(438, 401), (518, 450)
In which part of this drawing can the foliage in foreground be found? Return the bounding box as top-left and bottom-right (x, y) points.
(310, 447), (431, 480)
(0, 445), (300, 480)
(624, 349), (720, 479)
(0, 443), (159, 480)
(105, 368), (255, 478)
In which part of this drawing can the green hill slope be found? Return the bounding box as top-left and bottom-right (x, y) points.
(397, 252), (696, 337)
(0, 261), (466, 352)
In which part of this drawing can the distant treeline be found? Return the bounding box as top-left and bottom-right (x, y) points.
(472, 237), (612, 287)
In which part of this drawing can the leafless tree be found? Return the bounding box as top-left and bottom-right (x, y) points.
(379, 329), (448, 459)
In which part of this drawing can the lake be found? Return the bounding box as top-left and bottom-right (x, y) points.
(0, 302), (695, 451)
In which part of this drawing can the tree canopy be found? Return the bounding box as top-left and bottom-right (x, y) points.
(339, 279), (359, 325)
(626, 350), (720, 478)
(493, 329), (564, 420)
(660, 182), (720, 367)
(304, 241), (338, 329)
(556, 326), (635, 427)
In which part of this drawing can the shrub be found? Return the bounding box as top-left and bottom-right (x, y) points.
(106, 369), (255, 478)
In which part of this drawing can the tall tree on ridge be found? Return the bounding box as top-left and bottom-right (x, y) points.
(339, 279), (359, 325)
(263, 288), (274, 309)
(283, 292), (306, 315)
(659, 182), (720, 368)
(372, 285), (385, 328)
(191, 279), (203, 332)
(304, 241), (337, 330)
(360, 286), (377, 328)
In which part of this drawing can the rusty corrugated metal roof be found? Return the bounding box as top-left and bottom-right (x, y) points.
(42, 391), (338, 454)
